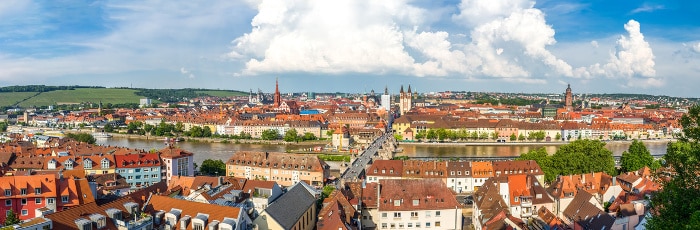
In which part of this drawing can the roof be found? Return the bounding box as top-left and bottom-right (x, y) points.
(145, 195), (242, 230)
(366, 160), (403, 177)
(562, 190), (614, 230)
(377, 179), (459, 211)
(263, 181), (316, 230)
(227, 151), (328, 173)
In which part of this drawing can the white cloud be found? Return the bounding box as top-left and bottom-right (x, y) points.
(180, 67), (195, 79)
(590, 40), (599, 48)
(631, 3), (664, 14)
(588, 20), (656, 85)
(692, 42), (700, 53)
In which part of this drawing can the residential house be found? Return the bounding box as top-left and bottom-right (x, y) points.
(226, 151), (330, 187)
(376, 179), (462, 230)
(317, 190), (359, 230)
(159, 147), (194, 184)
(114, 153), (162, 190)
(254, 181), (317, 230)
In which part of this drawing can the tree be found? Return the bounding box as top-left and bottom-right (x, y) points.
(202, 126), (212, 137)
(518, 133), (526, 141)
(555, 132), (562, 141)
(491, 131), (499, 140)
(620, 140), (654, 172)
(647, 106), (700, 229)
(415, 130), (426, 140)
(518, 148), (556, 183)
(479, 132), (489, 140)
(393, 134), (404, 141)
(470, 131), (479, 140)
(4, 209), (20, 225)
(551, 139), (616, 176)
(104, 123), (114, 133)
(326, 129), (334, 137)
(510, 133), (517, 141)
(0, 122), (8, 132)
(302, 132), (317, 141)
(426, 129), (437, 141)
(199, 159), (226, 176)
(285, 129), (299, 142)
(66, 133), (96, 144)
(261, 129), (280, 140)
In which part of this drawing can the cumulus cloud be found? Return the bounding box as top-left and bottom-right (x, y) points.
(692, 42), (700, 53)
(590, 40), (599, 48)
(588, 20), (656, 86)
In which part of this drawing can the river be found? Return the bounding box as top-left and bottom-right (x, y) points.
(96, 138), (670, 165)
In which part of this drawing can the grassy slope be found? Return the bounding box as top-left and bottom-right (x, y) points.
(18, 88), (142, 107)
(0, 92), (39, 107)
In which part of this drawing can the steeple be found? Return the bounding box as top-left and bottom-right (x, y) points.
(408, 84), (412, 93)
(384, 85), (388, 95)
(274, 77), (281, 107)
(400, 85), (404, 93)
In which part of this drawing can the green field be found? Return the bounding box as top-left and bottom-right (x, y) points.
(0, 92), (39, 107)
(196, 90), (247, 97)
(17, 88), (143, 107)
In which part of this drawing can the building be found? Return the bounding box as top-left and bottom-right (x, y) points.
(139, 98), (151, 108)
(399, 85), (413, 115)
(254, 182), (317, 230)
(274, 78), (281, 108)
(381, 86), (391, 112)
(565, 84), (573, 111)
(226, 151), (330, 187)
(159, 148), (194, 184)
(148, 195), (252, 230)
(0, 174), (95, 222)
(114, 153), (162, 190)
(376, 179), (462, 230)
(317, 190), (359, 230)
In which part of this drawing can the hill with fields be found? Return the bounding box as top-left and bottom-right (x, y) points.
(0, 85), (247, 109)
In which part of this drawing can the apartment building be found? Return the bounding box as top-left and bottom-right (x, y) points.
(114, 153), (162, 190)
(376, 179), (462, 230)
(0, 174), (94, 222)
(226, 151), (330, 187)
(159, 147), (194, 184)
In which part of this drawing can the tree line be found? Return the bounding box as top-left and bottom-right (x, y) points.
(409, 129), (552, 142)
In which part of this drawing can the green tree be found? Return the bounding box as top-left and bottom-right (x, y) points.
(479, 132), (489, 140)
(491, 131), (499, 140)
(414, 130), (426, 140)
(647, 106), (700, 229)
(326, 129), (334, 137)
(393, 133), (404, 141)
(202, 126), (212, 137)
(4, 209), (20, 225)
(0, 122), (8, 132)
(510, 133), (517, 141)
(470, 131), (479, 140)
(426, 129), (437, 141)
(66, 133), (96, 144)
(302, 132), (317, 141)
(104, 123), (114, 133)
(555, 132), (562, 141)
(518, 147), (556, 183)
(551, 139), (616, 176)
(261, 129), (280, 140)
(285, 129), (299, 142)
(518, 133), (526, 141)
(620, 140), (654, 172)
(199, 159), (226, 176)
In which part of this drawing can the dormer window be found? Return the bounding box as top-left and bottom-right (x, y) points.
(48, 159), (57, 170)
(65, 160), (74, 170)
(84, 159), (92, 169)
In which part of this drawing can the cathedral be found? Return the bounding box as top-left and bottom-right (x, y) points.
(399, 85), (413, 115)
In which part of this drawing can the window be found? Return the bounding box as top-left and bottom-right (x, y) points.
(408, 223), (413, 228)
(425, 211), (431, 217)
(84, 159), (92, 169)
(411, 212), (418, 217)
(415, 223), (420, 228)
(47, 198), (55, 204)
(5, 200), (10, 206)
(435, 211), (441, 217)
(382, 213), (387, 218)
(394, 212), (401, 218)
(62, 196), (69, 203)
(21, 198), (27, 205)
(412, 199), (419, 206)
(394, 200), (400, 206)
(398, 223), (404, 228)
(144, 168), (149, 172)
(4, 189), (10, 196)
(35, 198), (42, 204)
(65, 160), (73, 170)
(194, 223), (203, 230)
(515, 197), (519, 202)
(426, 222), (431, 228)
(382, 223), (387, 229)
(20, 188), (27, 195)
(5, 210), (10, 217)
(21, 210), (27, 216)
(102, 159), (110, 168)
(35, 188), (41, 194)
(435, 221), (441, 227)
(390, 223), (395, 228)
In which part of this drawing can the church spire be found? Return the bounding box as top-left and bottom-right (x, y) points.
(274, 77), (281, 107)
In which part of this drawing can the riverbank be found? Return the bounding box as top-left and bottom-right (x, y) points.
(108, 133), (331, 146)
(398, 139), (674, 146)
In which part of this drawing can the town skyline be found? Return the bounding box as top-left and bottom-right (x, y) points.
(1, 1), (699, 97)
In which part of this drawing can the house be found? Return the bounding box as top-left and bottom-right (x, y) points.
(114, 153), (162, 190)
(343, 181), (379, 229)
(159, 147), (194, 184)
(365, 160), (404, 183)
(562, 190), (614, 230)
(147, 195), (252, 230)
(90, 173), (131, 197)
(226, 151), (330, 187)
(241, 180), (283, 214)
(446, 161), (472, 194)
(376, 179), (462, 230)
(254, 181), (318, 230)
(317, 190), (359, 230)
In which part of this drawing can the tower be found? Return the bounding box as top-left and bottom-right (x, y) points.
(565, 84), (573, 111)
(381, 85), (391, 111)
(399, 85), (413, 115)
(274, 78), (281, 107)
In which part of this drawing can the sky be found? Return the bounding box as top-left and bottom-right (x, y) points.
(1, 0), (700, 97)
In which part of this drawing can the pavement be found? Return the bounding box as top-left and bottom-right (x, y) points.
(340, 132), (391, 181)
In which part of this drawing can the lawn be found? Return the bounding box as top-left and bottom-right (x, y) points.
(18, 88), (143, 107)
(0, 92), (39, 107)
(196, 90), (247, 97)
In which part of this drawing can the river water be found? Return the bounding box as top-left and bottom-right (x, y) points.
(96, 138), (669, 165)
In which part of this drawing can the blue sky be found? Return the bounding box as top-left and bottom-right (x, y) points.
(1, 0), (699, 97)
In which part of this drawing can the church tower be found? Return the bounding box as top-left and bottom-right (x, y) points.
(565, 84), (573, 111)
(274, 78), (281, 107)
(399, 84), (413, 115)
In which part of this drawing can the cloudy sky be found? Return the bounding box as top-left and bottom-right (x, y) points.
(1, 0), (699, 97)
